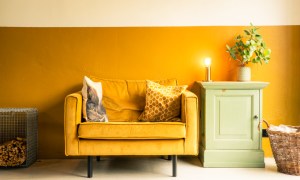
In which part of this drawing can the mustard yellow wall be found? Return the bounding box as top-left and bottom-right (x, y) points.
(0, 26), (299, 158)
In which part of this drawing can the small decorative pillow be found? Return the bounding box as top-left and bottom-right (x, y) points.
(82, 76), (108, 122)
(138, 80), (187, 122)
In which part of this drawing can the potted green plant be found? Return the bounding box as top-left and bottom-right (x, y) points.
(226, 24), (271, 81)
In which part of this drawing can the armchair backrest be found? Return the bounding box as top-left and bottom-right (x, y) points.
(89, 77), (177, 122)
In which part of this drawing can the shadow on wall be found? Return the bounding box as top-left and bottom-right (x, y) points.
(286, 27), (300, 125)
(38, 84), (82, 159)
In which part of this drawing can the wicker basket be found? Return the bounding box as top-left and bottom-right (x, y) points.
(264, 120), (300, 175)
(0, 108), (38, 167)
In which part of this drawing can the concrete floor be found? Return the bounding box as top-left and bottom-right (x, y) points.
(0, 157), (298, 180)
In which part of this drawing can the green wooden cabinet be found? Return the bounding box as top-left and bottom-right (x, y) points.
(197, 81), (268, 167)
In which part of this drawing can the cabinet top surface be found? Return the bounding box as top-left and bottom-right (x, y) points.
(198, 81), (269, 90)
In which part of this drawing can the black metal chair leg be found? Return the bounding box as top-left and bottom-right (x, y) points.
(172, 155), (177, 177)
(161, 155), (172, 160)
(96, 156), (101, 162)
(88, 156), (93, 178)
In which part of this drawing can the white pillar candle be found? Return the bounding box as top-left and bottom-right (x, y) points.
(204, 57), (212, 82)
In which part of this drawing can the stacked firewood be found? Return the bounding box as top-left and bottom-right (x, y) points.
(0, 137), (26, 167)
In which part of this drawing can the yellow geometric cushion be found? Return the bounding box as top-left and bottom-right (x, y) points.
(138, 80), (187, 122)
(78, 122), (186, 139)
(88, 77), (178, 122)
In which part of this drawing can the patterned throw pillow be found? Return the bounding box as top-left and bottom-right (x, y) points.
(138, 80), (187, 122)
(82, 76), (108, 122)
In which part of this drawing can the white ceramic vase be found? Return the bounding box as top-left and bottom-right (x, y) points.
(237, 66), (251, 81)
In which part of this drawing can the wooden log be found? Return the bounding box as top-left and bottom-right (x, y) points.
(0, 137), (26, 167)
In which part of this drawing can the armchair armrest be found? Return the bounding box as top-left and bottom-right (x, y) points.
(64, 92), (82, 156)
(181, 90), (199, 155)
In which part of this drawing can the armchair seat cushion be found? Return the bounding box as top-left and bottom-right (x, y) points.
(78, 122), (186, 139)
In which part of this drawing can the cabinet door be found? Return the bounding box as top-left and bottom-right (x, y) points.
(205, 90), (260, 150)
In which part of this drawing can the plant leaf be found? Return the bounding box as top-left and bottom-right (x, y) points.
(226, 44), (231, 51)
(244, 30), (250, 35)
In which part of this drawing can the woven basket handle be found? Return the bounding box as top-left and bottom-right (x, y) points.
(258, 119), (270, 131)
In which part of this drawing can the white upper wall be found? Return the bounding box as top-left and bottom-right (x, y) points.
(0, 0), (299, 27)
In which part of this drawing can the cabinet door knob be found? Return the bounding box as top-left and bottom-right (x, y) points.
(254, 115), (259, 119)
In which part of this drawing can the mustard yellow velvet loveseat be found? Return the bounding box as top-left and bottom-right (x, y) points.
(64, 78), (198, 178)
